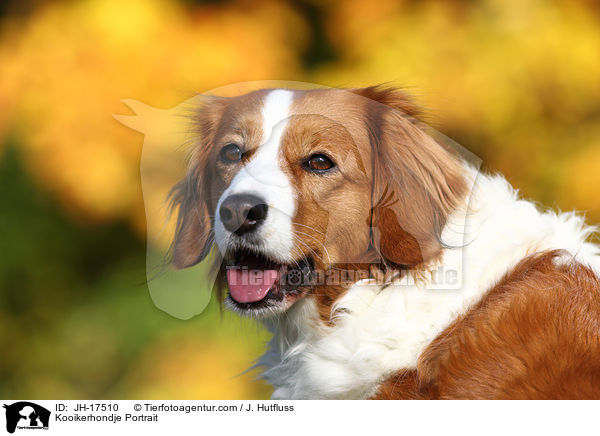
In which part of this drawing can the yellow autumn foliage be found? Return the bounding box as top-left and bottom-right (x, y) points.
(121, 332), (271, 399)
(0, 0), (306, 221)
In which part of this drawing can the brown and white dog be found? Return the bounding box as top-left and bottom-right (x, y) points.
(170, 86), (600, 399)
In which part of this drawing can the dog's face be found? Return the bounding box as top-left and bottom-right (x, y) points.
(170, 87), (466, 317)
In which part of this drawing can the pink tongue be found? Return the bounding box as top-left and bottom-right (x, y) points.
(227, 268), (280, 303)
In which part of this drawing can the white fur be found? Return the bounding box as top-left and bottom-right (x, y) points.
(257, 165), (600, 399)
(215, 90), (297, 263)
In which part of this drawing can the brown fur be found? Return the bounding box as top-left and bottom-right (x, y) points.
(358, 86), (467, 266)
(372, 250), (600, 399)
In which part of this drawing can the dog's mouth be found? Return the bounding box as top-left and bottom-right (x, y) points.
(225, 249), (314, 312)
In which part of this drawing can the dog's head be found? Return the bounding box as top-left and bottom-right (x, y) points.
(170, 86), (466, 317)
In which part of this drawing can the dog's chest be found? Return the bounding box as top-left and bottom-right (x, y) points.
(257, 284), (471, 399)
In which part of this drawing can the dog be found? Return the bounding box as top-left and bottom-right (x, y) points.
(169, 85), (600, 399)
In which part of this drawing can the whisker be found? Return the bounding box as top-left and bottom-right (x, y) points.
(293, 222), (328, 238)
(291, 233), (329, 266)
(293, 229), (333, 264)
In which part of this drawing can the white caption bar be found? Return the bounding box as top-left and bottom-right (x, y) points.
(1, 400), (597, 435)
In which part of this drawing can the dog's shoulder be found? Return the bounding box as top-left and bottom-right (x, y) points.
(376, 250), (600, 399)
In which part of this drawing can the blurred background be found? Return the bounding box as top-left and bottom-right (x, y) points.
(1, 0), (599, 399)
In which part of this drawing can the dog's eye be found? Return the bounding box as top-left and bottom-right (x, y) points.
(220, 143), (242, 163)
(305, 154), (335, 173)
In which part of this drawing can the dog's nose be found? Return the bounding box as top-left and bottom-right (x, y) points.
(219, 194), (268, 236)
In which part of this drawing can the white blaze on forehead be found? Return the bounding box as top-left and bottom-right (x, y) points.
(262, 89), (294, 152)
(214, 89), (297, 262)
(253, 89), (295, 189)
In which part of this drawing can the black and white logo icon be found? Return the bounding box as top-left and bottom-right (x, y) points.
(3, 402), (50, 434)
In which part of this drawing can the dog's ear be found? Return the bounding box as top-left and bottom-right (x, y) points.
(170, 174), (212, 269)
(170, 96), (228, 269)
(355, 86), (466, 266)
